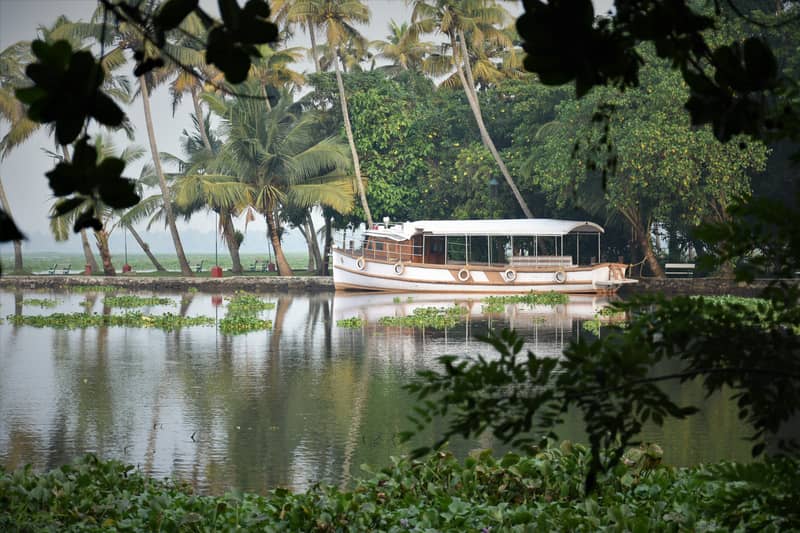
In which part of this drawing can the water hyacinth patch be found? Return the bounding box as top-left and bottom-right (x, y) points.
(337, 316), (364, 328)
(226, 291), (275, 314)
(103, 295), (174, 308)
(0, 446), (797, 532)
(5, 312), (214, 331)
(378, 306), (468, 329)
(218, 315), (273, 334)
(218, 292), (275, 335)
(482, 291), (569, 310)
(69, 285), (121, 293)
(22, 298), (59, 308)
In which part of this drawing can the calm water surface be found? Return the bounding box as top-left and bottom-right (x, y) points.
(0, 289), (752, 494)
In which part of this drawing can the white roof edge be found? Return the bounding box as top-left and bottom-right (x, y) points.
(363, 219), (604, 240)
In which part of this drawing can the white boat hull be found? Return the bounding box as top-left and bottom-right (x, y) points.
(332, 249), (636, 294)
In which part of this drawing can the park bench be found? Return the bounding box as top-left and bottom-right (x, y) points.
(47, 263), (57, 275)
(61, 264), (71, 275)
(665, 263), (695, 277)
(248, 259), (260, 272)
(194, 260), (204, 273)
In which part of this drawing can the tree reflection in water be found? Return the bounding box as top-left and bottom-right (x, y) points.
(0, 290), (754, 494)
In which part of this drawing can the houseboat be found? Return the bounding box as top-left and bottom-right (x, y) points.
(331, 218), (637, 294)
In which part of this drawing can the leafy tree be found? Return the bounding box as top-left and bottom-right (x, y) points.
(404, 1), (800, 494)
(411, 0), (534, 218)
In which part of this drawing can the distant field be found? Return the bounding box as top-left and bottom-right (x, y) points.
(0, 252), (313, 275)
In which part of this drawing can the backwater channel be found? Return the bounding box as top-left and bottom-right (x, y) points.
(0, 288), (752, 494)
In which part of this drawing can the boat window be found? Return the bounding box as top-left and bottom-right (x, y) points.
(447, 236), (466, 264)
(375, 241), (384, 252)
(468, 236), (489, 265)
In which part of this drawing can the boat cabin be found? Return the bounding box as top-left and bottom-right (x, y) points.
(353, 219), (605, 269)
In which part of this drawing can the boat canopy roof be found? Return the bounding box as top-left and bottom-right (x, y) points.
(363, 219), (604, 241)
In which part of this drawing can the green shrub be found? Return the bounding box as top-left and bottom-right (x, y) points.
(1, 447), (797, 532)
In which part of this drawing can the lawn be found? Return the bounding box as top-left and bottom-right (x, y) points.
(0, 252), (314, 276)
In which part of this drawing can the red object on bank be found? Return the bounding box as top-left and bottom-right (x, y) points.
(84, 264), (92, 276)
(211, 265), (223, 278)
(122, 264), (132, 273)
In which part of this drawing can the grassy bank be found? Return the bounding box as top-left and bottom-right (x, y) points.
(0, 253), (310, 275)
(1, 445), (797, 531)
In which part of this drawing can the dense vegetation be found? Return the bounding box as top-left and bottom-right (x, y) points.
(1, 447), (797, 532)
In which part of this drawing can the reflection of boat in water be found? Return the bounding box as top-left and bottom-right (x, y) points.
(333, 219), (638, 294)
(332, 291), (616, 324)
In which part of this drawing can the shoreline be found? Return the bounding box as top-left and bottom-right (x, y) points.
(0, 274), (788, 296)
(0, 274), (335, 293)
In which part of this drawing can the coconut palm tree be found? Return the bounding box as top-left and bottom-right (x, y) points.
(286, 0), (373, 227)
(165, 115), (251, 274)
(58, 3), (202, 275)
(49, 136), (147, 275)
(0, 42), (34, 273)
(203, 87), (355, 275)
(371, 20), (435, 75)
(411, 0), (534, 218)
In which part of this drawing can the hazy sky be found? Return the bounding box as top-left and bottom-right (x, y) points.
(0, 0), (607, 258)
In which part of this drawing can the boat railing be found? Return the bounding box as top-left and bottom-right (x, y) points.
(510, 255), (574, 268)
(357, 241), (423, 263)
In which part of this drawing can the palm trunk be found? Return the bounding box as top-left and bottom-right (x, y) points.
(307, 20), (322, 73)
(334, 52), (373, 227)
(0, 177), (23, 273)
(453, 32), (533, 218)
(191, 86), (213, 152)
(80, 230), (100, 273)
(128, 225), (166, 271)
(266, 209), (293, 276)
(140, 77), (193, 276)
(221, 209), (243, 274)
(60, 145), (100, 272)
(94, 230), (116, 276)
(320, 214), (333, 276)
(304, 211), (322, 272)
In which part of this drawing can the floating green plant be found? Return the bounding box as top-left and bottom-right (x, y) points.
(22, 298), (59, 308)
(5, 312), (214, 331)
(226, 292), (275, 313)
(482, 291), (568, 308)
(378, 306), (468, 329)
(104, 295), (174, 308)
(337, 316), (364, 328)
(219, 315), (272, 334)
(69, 285), (120, 293)
(217, 292), (275, 335)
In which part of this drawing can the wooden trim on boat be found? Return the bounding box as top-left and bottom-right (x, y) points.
(334, 263), (593, 287)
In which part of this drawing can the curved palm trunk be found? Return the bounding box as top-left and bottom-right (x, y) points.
(266, 209), (293, 276)
(453, 32), (533, 219)
(190, 86), (213, 151)
(140, 77), (193, 276)
(220, 209), (243, 274)
(94, 229), (116, 276)
(128, 225), (166, 271)
(334, 53), (373, 227)
(0, 177), (23, 273)
(80, 230), (100, 273)
(307, 20), (322, 73)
